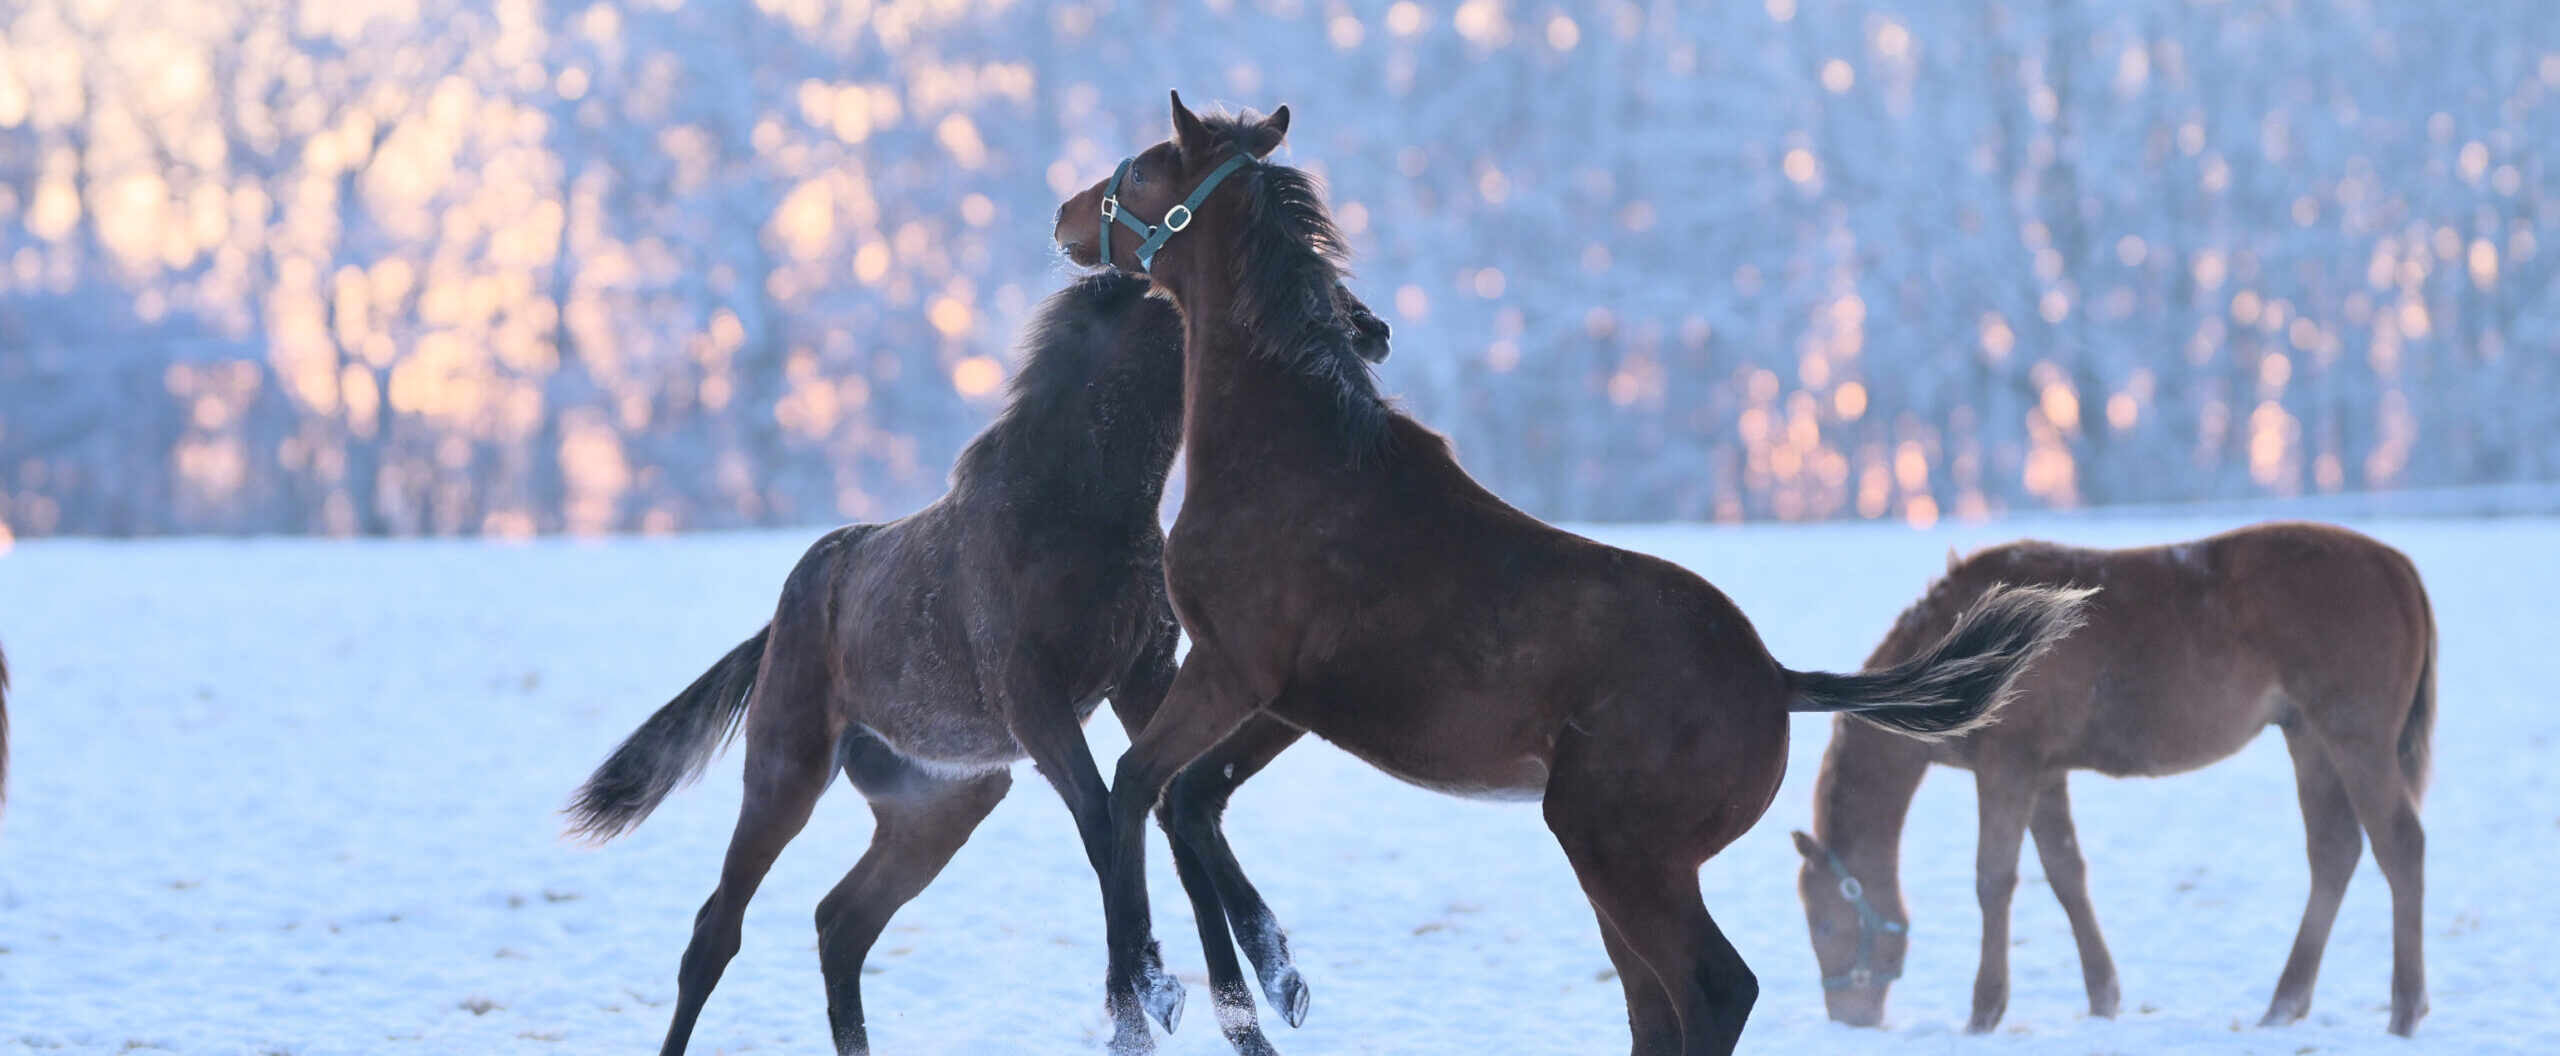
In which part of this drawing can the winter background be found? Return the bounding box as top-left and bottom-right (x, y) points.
(1, 0), (2557, 1053)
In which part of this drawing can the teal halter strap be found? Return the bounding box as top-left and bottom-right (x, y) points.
(1815, 846), (1907, 990)
(1099, 152), (1254, 271)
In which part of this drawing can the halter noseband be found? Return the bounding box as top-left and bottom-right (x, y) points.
(1099, 151), (1254, 271)
(1814, 846), (1907, 990)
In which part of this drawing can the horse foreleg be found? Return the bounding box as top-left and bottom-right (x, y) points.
(1115, 638), (1300, 1055)
(1162, 716), (1311, 1027)
(2027, 773), (2118, 1018)
(1968, 764), (2040, 1034)
(1103, 653), (1262, 1055)
(998, 666), (1190, 1053)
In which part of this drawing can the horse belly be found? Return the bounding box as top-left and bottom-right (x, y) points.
(1282, 693), (1556, 801)
(2077, 680), (2284, 778)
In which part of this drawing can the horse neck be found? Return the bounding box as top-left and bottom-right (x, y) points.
(962, 355), (1182, 525)
(1811, 717), (1935, 898)
(1160, 242), (1375, 486)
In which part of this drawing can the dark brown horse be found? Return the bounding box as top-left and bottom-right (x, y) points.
(1049, 93), (2094, 1056)
(1792, 521), (2434, 1036)
(566, 271), (1388, 1056)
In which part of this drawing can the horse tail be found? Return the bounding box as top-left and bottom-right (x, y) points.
(1786, 584), (2095, 740)
(2399, 584), (2437, 805)
(564, 626), (770, 844)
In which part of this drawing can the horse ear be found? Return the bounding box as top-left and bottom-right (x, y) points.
(1245, 104), (1291, 157)
(1946, 547), (1963, 571)
(1170, 90), (1214, 160)
(1790, 830), (1826, 862)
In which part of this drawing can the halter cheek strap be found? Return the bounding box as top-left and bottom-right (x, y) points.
(1816, 847), (1908, 990)
(1100, 152), (1254, 271)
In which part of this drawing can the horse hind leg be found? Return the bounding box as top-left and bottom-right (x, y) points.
(815, 727), (1014, 1056)
(1544, 726), (1766, 1056)
(658, 679), (838, 1056)
(2333, 736), (2428, 1035)
(2261, 721), (2363, 1028)
(2027, 774), (2119, 1018)
(1595, 911), (1682, 1055)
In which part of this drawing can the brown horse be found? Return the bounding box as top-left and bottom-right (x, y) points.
(1049, 93), (2094, 1056)
(1792, 521), (2434, 1037)
(565, 272), (1388, 1056)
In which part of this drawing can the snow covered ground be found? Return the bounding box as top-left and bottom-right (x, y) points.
(0, 515), (2552, 1055)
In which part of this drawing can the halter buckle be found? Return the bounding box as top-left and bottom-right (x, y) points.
(1100, 196), (1120, 221)
(1162, 204), (1193, 232)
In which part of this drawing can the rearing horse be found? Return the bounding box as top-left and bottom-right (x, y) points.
(1051, 93), (2094, 1056)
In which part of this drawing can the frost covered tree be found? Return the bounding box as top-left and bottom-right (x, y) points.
(0, 0), (2551, 537)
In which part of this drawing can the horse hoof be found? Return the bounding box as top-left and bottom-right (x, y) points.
(2090, 987), (2121, 1020)
(1265, 967), (1310, 1029)
(2259, 995), (2308, 1028)
(2388, 1001), (2427, 1038)
(1143, 969), (1187, 1035)
(1964, 1014), (2001, 1036)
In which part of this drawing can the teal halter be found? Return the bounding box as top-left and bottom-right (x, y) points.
(1099, 152), (1254, 272)
(1815, 846), (1907, 990)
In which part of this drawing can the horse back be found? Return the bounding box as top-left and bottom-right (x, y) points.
(1883, 522), (2428, 777)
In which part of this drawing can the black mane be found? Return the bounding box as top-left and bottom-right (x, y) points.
(950, 270), (1183, 500)
(1199, 113), (1395, 459)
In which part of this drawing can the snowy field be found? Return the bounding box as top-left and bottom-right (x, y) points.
(0, 515), (2553, 1055)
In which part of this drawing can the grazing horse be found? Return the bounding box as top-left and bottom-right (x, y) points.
(565, 271), (1390, 1056)
(1049, 92), (2094, 1056)
(1791, 521), (2433, 1036)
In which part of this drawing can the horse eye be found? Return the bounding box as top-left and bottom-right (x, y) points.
(1129, 166), (1147, 186)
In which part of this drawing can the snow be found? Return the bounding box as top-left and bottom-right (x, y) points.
(1, 515), (2553, 1054)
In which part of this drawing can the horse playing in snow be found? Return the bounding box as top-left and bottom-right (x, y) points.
(566, 271), (1388, 1056)
(1048, 92), (2094, 1056)
(1793, 521), (2433, 1036)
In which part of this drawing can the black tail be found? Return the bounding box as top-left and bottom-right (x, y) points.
(1787, 584), (2095, 740)
(2401, 588), (2436, 804)
(564, 626), (770, 843)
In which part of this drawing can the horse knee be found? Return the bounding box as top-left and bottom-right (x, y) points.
(1161, 770), (1229, 841)
(1976, 870), (2017, 907)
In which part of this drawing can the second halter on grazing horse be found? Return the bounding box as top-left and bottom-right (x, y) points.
(1792, 521), (2434, 1036)
(566, 271), (1388, 1056)
(1051, 93), (2095, 1056)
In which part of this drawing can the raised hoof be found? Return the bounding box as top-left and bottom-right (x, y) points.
(1142, 965), (1187, 1035)
(1263, 966), (1310, 1029)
